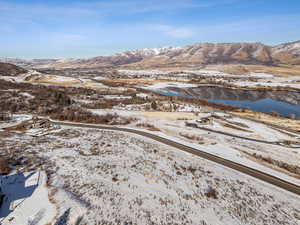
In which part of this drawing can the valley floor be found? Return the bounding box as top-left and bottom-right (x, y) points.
(1, 65), (300, 225)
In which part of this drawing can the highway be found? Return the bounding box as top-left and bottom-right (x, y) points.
(52, 120), (300, 196)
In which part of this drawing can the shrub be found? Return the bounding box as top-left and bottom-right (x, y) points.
(136, 123), (161, 131)
(205, 186), (218, 199)
(0, 158), (10, 175)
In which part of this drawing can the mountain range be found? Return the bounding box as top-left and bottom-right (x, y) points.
(1, 41), (300, 69)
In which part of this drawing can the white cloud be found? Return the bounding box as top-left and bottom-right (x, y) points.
(80, 0), (236, 14)
(154, 25), (194, 38)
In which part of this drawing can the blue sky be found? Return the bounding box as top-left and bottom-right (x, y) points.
(1, 0), (300, 58)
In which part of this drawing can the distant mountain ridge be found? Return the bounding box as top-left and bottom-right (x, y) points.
(1, 41), (300, 69)
(0, 58), (57, 69)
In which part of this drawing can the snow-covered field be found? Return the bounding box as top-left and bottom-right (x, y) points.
(1, 66), (300, 224)
(103, 95), (132, 100)
(3, 68), (299, 92)
(118, 69), (275, 79)
(142, 82), (198, 89)
(234, 81), (300, 89)
(0, 114), (32, 130)
(0, 171), (55, 225)
(1, 127), (300, 225)
(90, 109), (300, 184)
(139, 82), (198, 93)
(0, 70), (111, 89)
(116, 69), (300, 90)
(183, 70), (274, 79)
(118, 69), (169, 76)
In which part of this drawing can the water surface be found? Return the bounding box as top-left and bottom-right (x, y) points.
(151, 86), (300, 119)
(210, 98), (300, 119)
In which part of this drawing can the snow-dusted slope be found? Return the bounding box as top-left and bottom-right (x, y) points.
(273, 41), (300, 56)
(2, 127), (300, 224)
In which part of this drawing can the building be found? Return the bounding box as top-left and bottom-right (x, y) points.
(196, 117), (213, 125)
(0, 112), (10, 121)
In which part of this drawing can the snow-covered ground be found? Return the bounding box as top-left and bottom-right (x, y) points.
(0, 171), (56, 225)
(183, 70), (274, 79)
(92, 76), (107, 81)
(0, 70), (42, 83)
(117, 69), (275, 79)
(90, 109), (300, 185)
(3, 68), (299, 92)
(115, 69), (300, 90)
(0, 71), (79, 84)
(234, 81), (300, 89)
(0, 114), (32, 130)
(136, 93), (151, 99)
(103, 95), (132, 100)
(1, 127), (300, 225)
(118, 69), (169, 76)
(0, 70), (111, 89)
(247, 72), (275, 78)
(140, 82), (198, 91)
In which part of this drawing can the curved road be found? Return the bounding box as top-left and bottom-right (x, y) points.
(53, 121), (300, 196)
(195, 126), (300, 148)
(229, 113), (300, 136)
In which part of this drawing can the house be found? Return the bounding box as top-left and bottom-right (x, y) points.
(30, 119), (51, 129)
(196, 117), (213, 125)
(0, 112), (10, 121)
(5, 117), (53, 132)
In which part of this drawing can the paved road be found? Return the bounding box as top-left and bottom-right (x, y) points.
(197, 126), (277, 144)
(53, 121), (300, 196)
(229, 113), (300, 136)
(195, 126), (300, 148)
